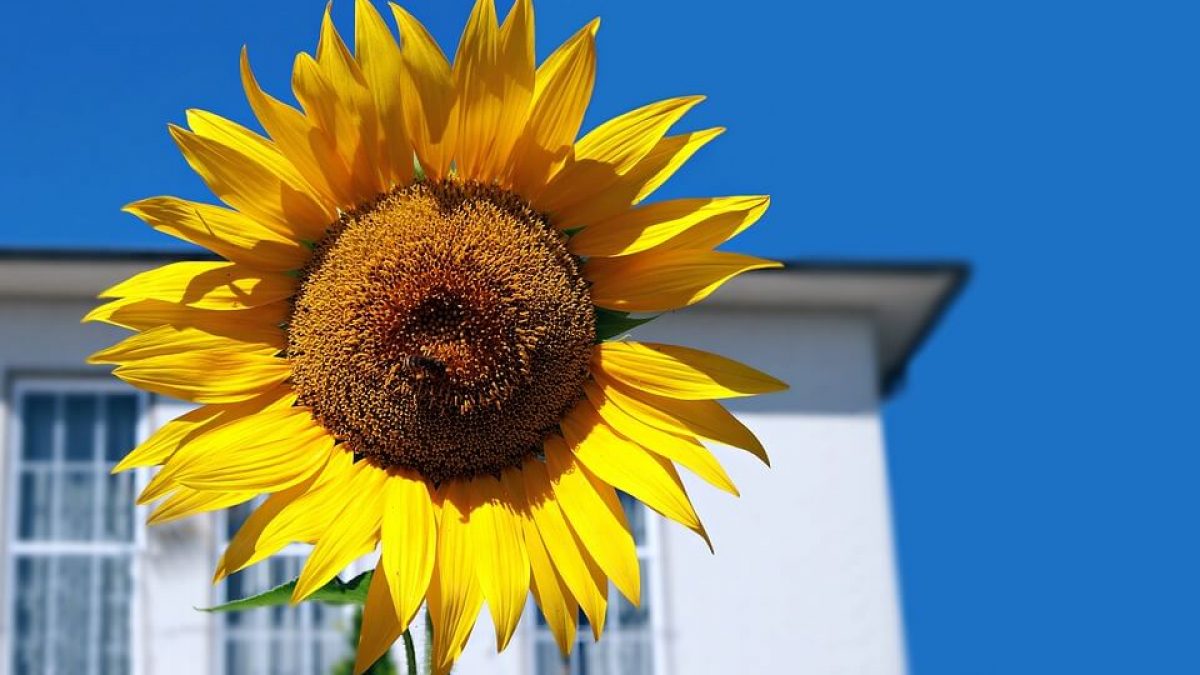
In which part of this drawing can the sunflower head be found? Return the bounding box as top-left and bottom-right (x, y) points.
(289, 180), (595, 483)
(87, 1), (786, 673)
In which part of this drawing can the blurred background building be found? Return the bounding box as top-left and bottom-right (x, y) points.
(0, 249), (964, 675)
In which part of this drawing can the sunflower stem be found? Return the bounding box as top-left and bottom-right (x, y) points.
(402, 628), (417, 675)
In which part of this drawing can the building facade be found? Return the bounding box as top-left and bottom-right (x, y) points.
(0, 251), (964, 675)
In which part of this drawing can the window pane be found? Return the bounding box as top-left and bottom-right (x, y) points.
(12, 554), (131, 675)
(65, 394), (97, 461)
(617, 636), (653, 675)
(60, 468), (97, 541)
(536, 641), (570, 675)
(617, 559), (650, 628)
(18, 470), (54, 540)
(105, 394), (138, 462)
(52, 555), (95, 674)
(100, 556), (133, 675)
(619, 492), (646, 544)
(22, 393), (55, 461)
(104, 472), (136, 542)
(13, 556), (49, 673)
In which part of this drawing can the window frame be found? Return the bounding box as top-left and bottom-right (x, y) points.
(2, 375), (150, 675)
(525, 498), (671, 675)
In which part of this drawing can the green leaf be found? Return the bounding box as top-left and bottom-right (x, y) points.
(595, 308), (658, 342)
(200, 570), (374, 613)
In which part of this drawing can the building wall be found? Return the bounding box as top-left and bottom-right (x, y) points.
(0, 298), (906, 675)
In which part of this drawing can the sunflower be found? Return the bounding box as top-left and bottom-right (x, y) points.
(86, 1), (786, 672)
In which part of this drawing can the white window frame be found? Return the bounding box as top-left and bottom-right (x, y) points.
(2, 376), (150, 675)
(210, 504), (364, 675)
(525, 497), (671, 675)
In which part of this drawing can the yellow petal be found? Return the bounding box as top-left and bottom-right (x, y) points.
(169, 124), (334, 241)
(355, 559), (406, 675)
(569, 196), (769, 257)
(99, 261), (295, 311)
(428, 481), (484, 674)
(586, 249), (781, 312)
(560, 401), (711, 549)
(148, 486), (256, 525)
(466, 474), (529, 651)
(291, 52), (381, 206)
(293, 460), (389, 602)
(593, 341), (787, 400)
(124, 197), (311, 271)
(592, 371), (769, 464)
(135, 389), (295, 503)
(551, 126), (723, 229)
(112, 351), (291, 404)
(307, 8), (386, 199)
(381, 469), (436, 632)
(452, 0), (501, 180)
(486, 0), (535, 181)
(515, 462), (608, 637)
(216, 448), (355, 581)
(241, 48), (356, 207)
(520, 500), (579, 655)
(391, 3), (457, 179)
(175, 408), (334, 492)
(354, 0), (414, 187)
(506, 18), (598, 195)
(88, 325), (280, 366)
(543, 435), (640, 603)
(584, 381), (738, 496)
(112, 401), (229, 473)
(184, 109), (328, 210)
(84, 298), (289, 342)
(534, 96), (702, 215)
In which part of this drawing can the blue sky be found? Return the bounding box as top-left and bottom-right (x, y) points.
(2, 1), (1197, 672)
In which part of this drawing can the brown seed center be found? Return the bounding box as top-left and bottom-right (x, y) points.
(287, 180), (595, 483)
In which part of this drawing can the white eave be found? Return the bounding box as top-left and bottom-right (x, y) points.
(0, 249), (968, 397)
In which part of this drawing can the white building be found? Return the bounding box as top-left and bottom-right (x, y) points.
(0, 250), (965, 675)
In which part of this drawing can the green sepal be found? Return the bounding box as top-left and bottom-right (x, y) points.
(595, 308), (658, 342)
(413, 153), (426, 182)
(200, 570), (373, 613)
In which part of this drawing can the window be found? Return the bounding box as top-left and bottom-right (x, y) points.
(5, 380), (144, 675)
(214, 500), (357, 674)
(531, 493), (662, 675)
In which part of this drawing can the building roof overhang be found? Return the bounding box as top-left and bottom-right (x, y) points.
(0, 248), (968, 398)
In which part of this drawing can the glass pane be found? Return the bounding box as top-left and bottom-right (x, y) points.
(617, 559), (650, 628)
(619, 492), (646, 544)
(537, 641), (571, 675)
(18, 470), (54, 540)
(617, 636), (653, 675)
(22, 393), (55, 461)
(104, 472), (136, 542)
(100, 556), (133, 675)
(105, 394), (138, 462)
(13, 556), (49, 673)
(60, 468), (97, 541)
(65, 394), (97, 461)
(52, 555), (95, 674)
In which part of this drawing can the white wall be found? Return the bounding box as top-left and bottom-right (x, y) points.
(0, 298), (906, 675)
